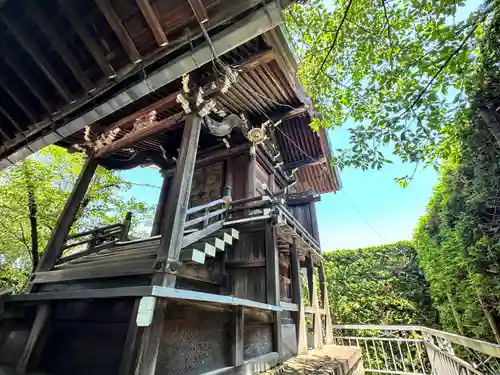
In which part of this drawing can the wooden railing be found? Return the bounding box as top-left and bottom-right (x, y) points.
(56, 212), (132, 264)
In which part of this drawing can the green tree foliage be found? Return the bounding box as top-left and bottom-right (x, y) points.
(414, 6), (500, 343)
(285, 0), (494, 175)
(324, 242), (436, 325)
(0, 146), (153, 292)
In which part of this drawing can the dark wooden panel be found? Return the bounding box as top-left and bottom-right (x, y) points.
(0, 319), (32, 366)
(156, 305), (231, 375)
(244, 323), (272, 360)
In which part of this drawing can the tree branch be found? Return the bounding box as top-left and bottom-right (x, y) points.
(312, 0), (355, 82)
(392, 17), (485, 124)
(381, 0), (393, 61)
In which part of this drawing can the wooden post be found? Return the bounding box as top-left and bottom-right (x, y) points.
(265, 224), (282, 357)
(33, 158), (98, 275)
(120, 211), (133, 241)
(17, 303), (50, 373)
(245, 145), (256, 198)
(319, 263), (333, 344)
(155, 112), (202, 286)
(150, 173), (170, 236)
(134, 113), (202, 375)
(307, 256), (323, 349)
(290, 240), (308, 354)
(231, 306), (244, 366)
(119, 299), (141, 375)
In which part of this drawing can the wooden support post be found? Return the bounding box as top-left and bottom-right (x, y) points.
(246, 145), (257, 199)
(231, 306), (244, 367)
(265, 224), (282, 357)
(155, 113), (202, 286)
(306, 255), (314, 305)
(318, 263), (333, 344)
(307, 255), (323, 349)
(290, 240), (308, 354)
(119, 299), (141, 375)
(133, 298), (168, 375)
(17, 303), (50, 373)
(32, 158), (98, 278)
(134, 114), (202, 375)
(150, 174), (170, 236)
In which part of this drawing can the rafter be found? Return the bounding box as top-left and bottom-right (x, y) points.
(59, 0), (116, 78)
(0, 105), (23, 134)
(0, 80), (36, 124)
(27, 3), (94, 92)
(2, 54), (53, 114)
(95, 0), (142, 64)
(0, 14), (73, 103)
(136, 0), (168, 47)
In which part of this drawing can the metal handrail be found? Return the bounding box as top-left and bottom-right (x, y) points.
(332, 324), (500, 375)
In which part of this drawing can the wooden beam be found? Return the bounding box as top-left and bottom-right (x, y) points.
(136, 0), (168, 47)
(246, 146), (257, 198)
(155, 113), (202, 285)
(188, 0), (209, 23)
(1, 14), (72, 103)
(0, 105), (22, 134)
(16, 303), (50, 373)
(95, 114), (183, 158)
(28, 3), (94, 92)
(290, 239), (308, 354)
(0, 80), (36, 124)
(31, 158), (98, 279)
(96, 0), (142, 64)
(119, 299), (140, 375)
(59, 0), (116, 78)
(2, 54), (53, 114)
(231, 306), (244, 367)
(265, 224), (282, 357)
(133, 297), (168, 375)
(134, 114), (202, 375)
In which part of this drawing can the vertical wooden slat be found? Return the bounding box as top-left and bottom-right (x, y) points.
(265, 224), (282, 357)
(2, 54), (53, 114)
(96, 0), (142, 63)
(59, 0), (116, 78)
(27, 3), (94, 92)
(32, 158), (98, 277)
(16, 303), (51, 374)
(0, 80), (36, 124)
(290, 239), (308, 354)
(1, 14), (73, 103)
(136, 0), (168, 47)
(231, 306), (244, 366)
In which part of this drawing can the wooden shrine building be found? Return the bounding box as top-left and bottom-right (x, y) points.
(0, 1), (342, 374)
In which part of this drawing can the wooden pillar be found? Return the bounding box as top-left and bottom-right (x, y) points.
(154, 112), (202, 286)
(319, 263), (333, 344)
(265, 224), (282, 357)
(307, 255), (323, 349)
(134, 113), (202, 375)
(245, 144), (256, 198)
(150, 173), (170, 236)
(17, 303), (50, 373)
(290, 240), (308, 354)
(32, 158), (98, 274)
(231, 306), (244, 367)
